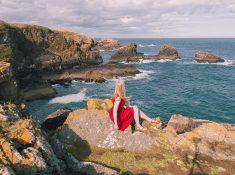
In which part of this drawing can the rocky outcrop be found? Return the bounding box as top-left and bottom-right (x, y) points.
(0, 62), (20, 102)
(109, 43), (144, 64)
(147, 44), (180, 60)
(109, 44), (180, 63)
(0, 21), (104, 101)
(195, 52), (225, 63)
(166, 114), (208, 134)
(0, 21), (102, 72)
(43, 99), (235, 174)
(42, 64), (140, 83)
(22, 84), (57, 101)
(42, 108), (72, 131)
(93, 38), (122, 51)
(0, 118), (63, 174)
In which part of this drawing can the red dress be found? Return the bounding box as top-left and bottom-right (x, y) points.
(109, 96), (134, 131)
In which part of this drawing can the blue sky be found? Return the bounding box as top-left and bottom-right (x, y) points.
(0, 0), (235, 38)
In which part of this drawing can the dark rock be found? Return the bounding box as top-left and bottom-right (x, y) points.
(42, 108), (72, 131)
(109, 43), (144, 63)
(195, 51), (225, 63)
(42, 64), (140, 83)
(22, 84), (57, 101)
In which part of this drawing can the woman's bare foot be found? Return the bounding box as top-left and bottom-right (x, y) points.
(136, 126), (147, 132)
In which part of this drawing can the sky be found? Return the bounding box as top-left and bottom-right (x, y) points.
(0, 0), (235, 38)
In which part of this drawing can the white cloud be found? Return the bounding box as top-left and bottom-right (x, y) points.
(0, 0), (234, 37)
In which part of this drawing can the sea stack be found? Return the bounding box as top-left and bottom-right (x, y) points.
(109, 43), (144, 64)
(155, 44), (180, 60)
(195, 51), (225, 63)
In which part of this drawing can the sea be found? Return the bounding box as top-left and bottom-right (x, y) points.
(28, 38), (235, 124)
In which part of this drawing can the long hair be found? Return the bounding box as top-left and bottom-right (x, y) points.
(113, 80), (127, 99)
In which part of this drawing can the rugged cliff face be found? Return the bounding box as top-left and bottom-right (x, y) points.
(0, 21), (103, 101)
(0, 21), (102, 72)
(0, 62), (20, 101)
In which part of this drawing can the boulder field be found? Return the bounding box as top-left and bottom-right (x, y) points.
(195, 52), (225, 63)
(109, 43), (180, 63)
(41, 99), (235, 175)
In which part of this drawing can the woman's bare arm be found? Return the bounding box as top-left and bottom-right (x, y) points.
(113, 97), (121, 129)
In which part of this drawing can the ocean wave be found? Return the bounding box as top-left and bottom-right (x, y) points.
(193, 59), (235, 66)
(138, 44), (156, 48)
(133, 69), (155, 80)
(71, 80), (95, 84)
(121, 59), (156, 65)
(108, 69), (154, 82)
(216, 59), (235, 66)
(157, 59), (174, 63)
(48, 88), (88, 104)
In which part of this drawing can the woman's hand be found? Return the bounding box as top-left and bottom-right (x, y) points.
(125, 97), (130, 107)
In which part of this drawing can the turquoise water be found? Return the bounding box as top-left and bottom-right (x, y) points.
(28, 39), (235, 123)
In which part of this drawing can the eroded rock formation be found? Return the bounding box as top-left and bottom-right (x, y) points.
(109, 43), (144, 64)
(42, 64), (140, 83)
(195, 52), (224, 63)
(146, 44), (180, 60)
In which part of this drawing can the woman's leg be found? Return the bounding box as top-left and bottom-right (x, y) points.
(133, 105), (142, 127)
(139, 109), (152, 122)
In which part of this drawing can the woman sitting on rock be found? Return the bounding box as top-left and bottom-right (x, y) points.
(109, 80), (157, 132)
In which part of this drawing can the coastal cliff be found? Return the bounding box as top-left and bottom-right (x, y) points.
(1, 21), (234, 175)
(0, 21), (140, 101)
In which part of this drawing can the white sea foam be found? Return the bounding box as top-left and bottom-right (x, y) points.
(71, 80), (95, 84)
(52, 84), (61, 88)
(109, 69), (154, 82)
(121, 59), (156, 64)
(157, 59), (175, 62)
(138, 44), (156, 48)
(48, 88), (88, 104)
(193, 59), (235, 66)
(133, 69), (155, 80)
(216, 59), (235, 66)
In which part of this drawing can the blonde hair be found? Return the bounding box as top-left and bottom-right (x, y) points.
(113, 80), (127, 99)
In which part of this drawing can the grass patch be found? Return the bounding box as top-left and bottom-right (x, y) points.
(69, 140), (177, 174)
(0, 44), (12, 61)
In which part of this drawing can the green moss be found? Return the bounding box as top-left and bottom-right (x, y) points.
(0, 44), (13, 61)
(69, 139), (91, 161)
(209, 166), (226, 175)
(69, 140), (177, 174)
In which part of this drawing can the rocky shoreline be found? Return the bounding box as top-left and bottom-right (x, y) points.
(1, 21), (234, 175)
(1, 98), (234, 175)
